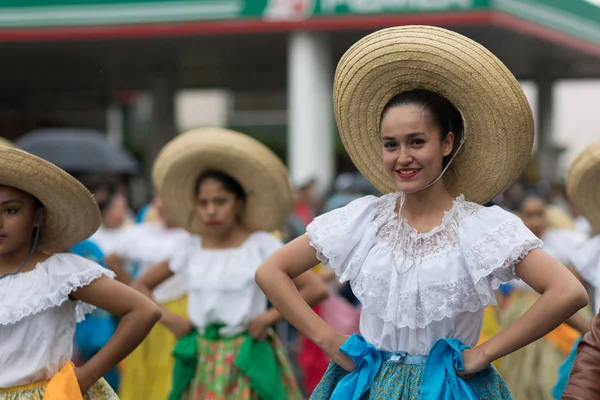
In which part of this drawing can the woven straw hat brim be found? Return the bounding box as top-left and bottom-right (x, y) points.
(567, 140), (600, 232)
(334, 25), (534, 204)
(545, 205), (575, 231)
(152, 128), (293, 234)
(0, 137), (14, 147)
(0, 147), (101, 251)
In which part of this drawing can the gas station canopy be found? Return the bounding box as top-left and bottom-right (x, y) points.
(0, 0), (600, 94)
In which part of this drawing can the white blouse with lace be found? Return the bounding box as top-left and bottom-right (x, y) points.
(0, 253), (114, 388)
(112, 221), (192, 303)
(169, 231), (282, 336)
(306, 193), (542, 354)
(572, 235), (600, 310)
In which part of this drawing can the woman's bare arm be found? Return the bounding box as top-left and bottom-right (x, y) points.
(255, 235), (354, 370)
(478, 249), (588, 362)
(70, 277), (162, 393)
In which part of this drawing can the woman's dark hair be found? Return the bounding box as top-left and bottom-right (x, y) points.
(380, 89), (464, 167)
(195, 170), (246, 201)
(517, 192), (547, 211)
(94, 183), (121, 213)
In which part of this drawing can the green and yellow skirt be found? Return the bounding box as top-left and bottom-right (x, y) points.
(172, 326), (303, 400)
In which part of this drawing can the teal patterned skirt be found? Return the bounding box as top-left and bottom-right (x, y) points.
(310, 360), (513, 399)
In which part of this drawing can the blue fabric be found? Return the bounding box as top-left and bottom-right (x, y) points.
(552, 336), (582, 399)
(330, 334), (382, 400)
(70, 240), (116, 351)
(69, 240), (120, 391)
(70, 240), (105, 266)
(136, 203), (151, 223)
(498, 283), (514, 297)
(420, 338), (484, 400)
(380, 351), (427, 365)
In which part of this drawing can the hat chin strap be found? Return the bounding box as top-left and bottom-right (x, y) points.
(419, 136), (466, 193)
(0, 211), (43, 280)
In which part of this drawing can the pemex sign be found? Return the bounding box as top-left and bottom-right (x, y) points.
(318, 0), (477, 14)
(263, 0), (479, 19)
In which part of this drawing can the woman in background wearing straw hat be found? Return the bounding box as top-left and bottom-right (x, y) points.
(499, 195), (591, 400)
(255, 26), (588, 399)
(560, 139), (600, 399)
(108, 195), (191, 400)
(132, 128), (329, 400)
(0, 146), (162, 399)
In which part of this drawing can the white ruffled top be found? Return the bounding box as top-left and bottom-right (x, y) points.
(112, 222), (192, 303)
(306, 193), (542, 354)
(169, 231), (282, 336)
(572, 235), (600, 310)
(0, 253), (114, 388)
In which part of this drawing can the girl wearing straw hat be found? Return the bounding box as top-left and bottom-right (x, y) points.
(500, 195), (591, 399)
(132, 128), (329, 400)
(0, 146), (162, 399)
(566, 139), (600, 315)
(557, 139), (600, 399)
(255, 26), (588, 399)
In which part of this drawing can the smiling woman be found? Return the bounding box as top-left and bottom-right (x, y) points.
(254, 25), (588, 400)
(379, 89), (462, 198)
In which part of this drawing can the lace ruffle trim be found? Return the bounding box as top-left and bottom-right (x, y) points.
(352, 236), (542, 330)
(0, 268), (115, 325)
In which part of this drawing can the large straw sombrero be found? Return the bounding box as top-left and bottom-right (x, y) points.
(546, 205), (575, 231)
(153, 128), (292, 234)
(0, 147), (101, 251)
(334, 25), (534, 204)
(567, 140), (600, 232)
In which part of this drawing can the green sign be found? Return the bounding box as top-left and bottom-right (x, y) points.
(262, 0), (487, 19)
(0, 0), (242, 27)
(0, 0), (487, 27)
(0, 0), (599, 48)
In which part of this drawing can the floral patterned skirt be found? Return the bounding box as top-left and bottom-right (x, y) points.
(310, 361), (513, 400)
(0, 378), (118, 400)
(182, 332), (303, 400)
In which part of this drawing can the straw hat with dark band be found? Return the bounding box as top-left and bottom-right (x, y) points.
(0, 147), (101, 251)
(567, 139), (600, 232)
(334, 25), (534, 204)
(152, 128), (293, 234)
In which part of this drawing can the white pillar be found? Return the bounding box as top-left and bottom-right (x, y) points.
(106, 101), (123, 146)
(536, 78), (556, 185)
(288, 32), (334, 195)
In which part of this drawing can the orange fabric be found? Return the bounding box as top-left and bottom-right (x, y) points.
(546, 323), (580, 355)
(43, 362), (82, 400)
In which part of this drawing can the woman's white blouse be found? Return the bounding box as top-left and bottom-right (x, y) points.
(0, 254), (114, 388)
(112, 222), (192, 303)
(572, 235), (600, 311)
(89, 227), (126, 255)
(169, 231), (282, 336)
(306, 193), (542, 354)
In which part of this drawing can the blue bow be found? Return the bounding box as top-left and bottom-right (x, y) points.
(330, 334), (382, 400)
(420, 338), (486, 400)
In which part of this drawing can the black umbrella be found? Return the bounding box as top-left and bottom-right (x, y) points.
(15, 128), (139, 174)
